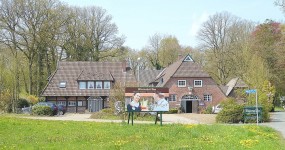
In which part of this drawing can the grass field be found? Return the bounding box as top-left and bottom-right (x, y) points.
(0, 115), (284, 150)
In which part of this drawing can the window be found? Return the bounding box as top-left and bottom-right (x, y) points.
(59, 81), (66, 88)
(79, 82), (86, 89)
(194, 80), (202, 87)
(96, 81), (102, 89)
(178, 80), (186, 87)
(204, 94), (212, 101)
(88, 81), (94, 89)
(78, 101), (83, 106)
(169, 94), (177, 101)
(68, 101), (76, 106)
(57, 101), (66, 105)
(104, 81), (110, 89)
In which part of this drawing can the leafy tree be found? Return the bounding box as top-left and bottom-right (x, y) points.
(158, 35), (181, 67)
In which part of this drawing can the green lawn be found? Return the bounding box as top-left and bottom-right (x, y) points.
(0, 115), (284, 150)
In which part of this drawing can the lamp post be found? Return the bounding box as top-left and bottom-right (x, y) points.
(137, 57), (141, 86)
(188, 86), (193, 95)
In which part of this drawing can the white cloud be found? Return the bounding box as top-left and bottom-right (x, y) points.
(189, 12), (210, 37)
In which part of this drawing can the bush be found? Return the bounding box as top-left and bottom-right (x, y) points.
(200, 105), (213, 114)
(17, 98), (30, 108)
(216, 99), (244, 123)
(165, 108), (178, 114)
(32, 106), (53, 116)
(27, 95), (39, 105)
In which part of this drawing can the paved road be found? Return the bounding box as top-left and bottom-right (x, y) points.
(264, 111), (285, 138)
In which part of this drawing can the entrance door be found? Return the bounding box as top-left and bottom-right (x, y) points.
(186, 101), (192, 113)
(181, 94), (200, 113)
(88, 96), (103, 112)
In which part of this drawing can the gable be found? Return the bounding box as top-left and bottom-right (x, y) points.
(183, 55), (194, 62)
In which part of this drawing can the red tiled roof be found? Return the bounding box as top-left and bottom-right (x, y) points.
(41, 61), (136, 97)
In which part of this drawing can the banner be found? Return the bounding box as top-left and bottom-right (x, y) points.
(125, 87), (169, 112)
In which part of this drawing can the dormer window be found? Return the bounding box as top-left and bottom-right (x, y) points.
(59, 81), (66, 88)
(96, 81), (102, 89)
(88, 81), (94, 89)
(104, 81), (110, 89)
(79, 82), (86, 89)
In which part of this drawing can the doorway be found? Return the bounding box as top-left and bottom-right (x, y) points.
(186, 101), (193, 113)
(181, 94), (200, 113)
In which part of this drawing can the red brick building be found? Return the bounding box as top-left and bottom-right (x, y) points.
(139, 55), (226, 113)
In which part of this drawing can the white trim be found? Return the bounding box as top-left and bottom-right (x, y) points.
(194, 80), (202, 87)
(203, 94), (212, 101)
(183, 55), (194, 62)
(96, 81), (102, 89)
(87, 81), (95, 89)
(178, 80), (186, 87)
(59, 81), (66, 88)
(78, 101), (83, 106)
(104, 81), (110, 89)
(79, 82), (86, 89)
(68, 101), (76, 106)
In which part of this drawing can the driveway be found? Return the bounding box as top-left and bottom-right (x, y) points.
(263, 111), (285, 138)
(22, 113), (216, 124)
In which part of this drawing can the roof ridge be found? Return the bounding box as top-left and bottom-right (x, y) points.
(40, 63), (60, 96)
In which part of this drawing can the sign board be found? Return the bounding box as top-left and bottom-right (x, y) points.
(125, 87), (169, 112)
(243, 106), (263, 123)
(245, 89), (256, 94)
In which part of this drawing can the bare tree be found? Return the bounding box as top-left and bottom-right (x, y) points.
(144, 33), (163, 70)
(62, 6), (125, 61)
(197, 11), (254, 85)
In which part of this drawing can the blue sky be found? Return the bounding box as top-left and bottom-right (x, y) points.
(61, 0), (284, 50)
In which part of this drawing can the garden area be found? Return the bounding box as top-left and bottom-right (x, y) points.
(0, 115), (284, 150)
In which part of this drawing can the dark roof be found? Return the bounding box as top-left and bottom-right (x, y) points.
(224, 77), (248, 96)
(77, 70), (114, 81)
(138, 70), (162, 86)
(41, 61), (136, 97)
(155, 54), (210, 87)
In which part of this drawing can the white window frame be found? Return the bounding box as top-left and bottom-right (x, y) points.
(79, 82), (86, 89)
(57, 101), (66, 105)
(169, 94), (177, 101)
(78, 101), (83, 106)
(68, 101), (76, 106)
(96, 81), (102, 89)
(203, 94), (212, 101)
(194, 80), (203, 87)
(87, 81), (95, 89)
(104, 81), (110, 89)
(59, 81), (66, 88)
(178, 80), (186, 87)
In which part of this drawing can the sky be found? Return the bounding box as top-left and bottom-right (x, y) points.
(61, 0), (285, 50)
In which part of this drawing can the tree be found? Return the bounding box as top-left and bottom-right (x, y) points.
(62, 6), (125, 61)
(144, 33), (163, 70)
(197, 11), (254, 85)
(158, 35), (181, 67)
(251, 20), (282, 86)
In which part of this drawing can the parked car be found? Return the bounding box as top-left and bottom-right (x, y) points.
(33, 102), (58, 115)
(57, 104), (66, 115)
(212, 104), (222, 114)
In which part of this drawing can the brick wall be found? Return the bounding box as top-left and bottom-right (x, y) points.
(165, 77), (226, 111)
